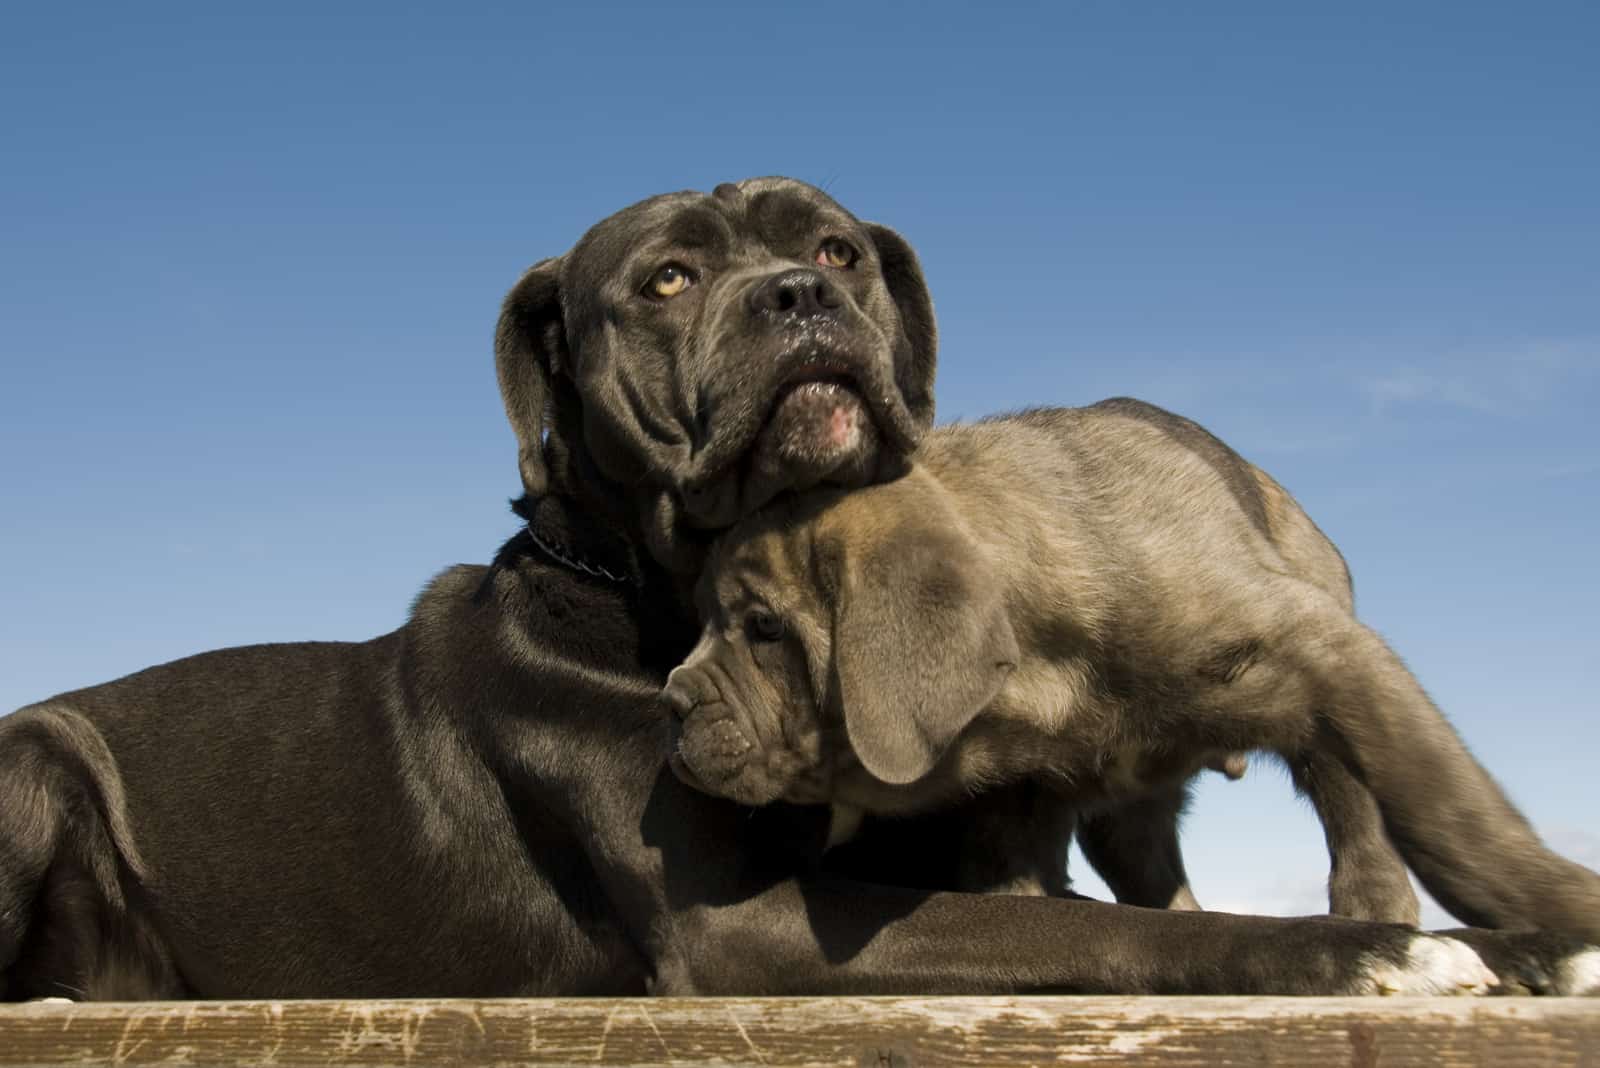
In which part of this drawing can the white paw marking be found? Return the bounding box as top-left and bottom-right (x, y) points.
(1554, 946), (1600, 996)
(1360, 934), (1498, 996)
(29, 996), (75, 1004)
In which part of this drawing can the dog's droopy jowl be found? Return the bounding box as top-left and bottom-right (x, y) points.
(666, 399), (1600, 951)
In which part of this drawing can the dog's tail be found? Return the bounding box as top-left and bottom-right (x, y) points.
(0, 704), (151, 995)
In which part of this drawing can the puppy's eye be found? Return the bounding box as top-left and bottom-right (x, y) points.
(745, 610), (785, 643)
(644, 263), (694, 299)
(816, 238), (857, 270)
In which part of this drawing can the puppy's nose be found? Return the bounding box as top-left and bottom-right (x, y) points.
(661, 669), (700, 721)
(749, 268), (842, 317)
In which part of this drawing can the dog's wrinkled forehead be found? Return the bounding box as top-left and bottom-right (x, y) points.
(560, 178), (863, 324)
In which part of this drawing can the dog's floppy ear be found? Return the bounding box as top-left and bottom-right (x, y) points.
(831, 525), (1018, 785)
(865, 223), (937, 433)
(494, 257), (567, 498)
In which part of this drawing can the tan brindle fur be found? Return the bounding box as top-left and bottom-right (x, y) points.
(666, 399), (1600, 940)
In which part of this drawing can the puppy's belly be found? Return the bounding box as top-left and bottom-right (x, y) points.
(825, 803), (866, 849)
(830, 713), (1230, 815)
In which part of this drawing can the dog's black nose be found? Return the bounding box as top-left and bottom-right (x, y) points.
(749, 268), (842, 317)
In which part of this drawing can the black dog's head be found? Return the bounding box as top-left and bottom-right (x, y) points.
(495, 177), (937, 571)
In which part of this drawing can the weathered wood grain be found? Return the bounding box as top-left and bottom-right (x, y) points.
(1, 996), (1596, 1067)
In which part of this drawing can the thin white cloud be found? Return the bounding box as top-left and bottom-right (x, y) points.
(1206, 875), (1330, 918)
(1363, 369), (1499, 414)
(1209, 879), (1460, 931)
(1359, 338), (1600, 418)
(1550, 827), (1600, 870)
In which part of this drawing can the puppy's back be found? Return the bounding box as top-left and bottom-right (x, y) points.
(918, 399), (1350, 608)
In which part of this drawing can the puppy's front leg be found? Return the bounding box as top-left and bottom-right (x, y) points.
(1077, 784), (1201, 911)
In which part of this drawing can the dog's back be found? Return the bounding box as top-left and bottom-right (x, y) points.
(0, 562), (657, 1000)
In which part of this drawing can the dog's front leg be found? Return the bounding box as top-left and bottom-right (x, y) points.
(579, 760), (1500, 996)
(650, 876), (1510, 996)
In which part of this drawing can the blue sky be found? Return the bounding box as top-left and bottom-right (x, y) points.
(2, 3), (1596, 924)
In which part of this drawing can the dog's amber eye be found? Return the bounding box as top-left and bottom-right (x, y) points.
(645, 264), (694, 299)
(816, 238), (856, 270)
(746, 610), (785, 643)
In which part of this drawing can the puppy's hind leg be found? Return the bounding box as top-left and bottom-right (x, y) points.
(1288, 750), (1419, 925)
(0, 706), (183, 1001)
(1245, 583), (1600, 942)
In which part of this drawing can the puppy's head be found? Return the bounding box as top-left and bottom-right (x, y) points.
(496, 177), (937, 571)
(661, 476), (1019, 808)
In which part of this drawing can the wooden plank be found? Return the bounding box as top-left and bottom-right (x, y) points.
(0, 996), (1597, 1068)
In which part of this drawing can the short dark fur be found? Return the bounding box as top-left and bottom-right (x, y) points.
(495, 176), (935, 574)
(3, 180), (1584, 1000)
(669, 401), (1600, 953)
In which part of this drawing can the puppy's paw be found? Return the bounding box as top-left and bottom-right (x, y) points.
(1354, 933), (1498, 996)
(1440, 928), (1600, 996)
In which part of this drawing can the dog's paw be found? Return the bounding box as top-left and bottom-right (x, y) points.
(1555, 946), (1600, 996)
(1440, 928), (1600, 996)
(1354, 933), (1498, 996)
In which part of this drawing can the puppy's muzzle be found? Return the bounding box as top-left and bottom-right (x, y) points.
(662, 668), (776, 805)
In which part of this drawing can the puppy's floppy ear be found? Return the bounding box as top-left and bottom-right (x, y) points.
(494, 257), (567, 498)
(831, 526), (1018, 785)
(865, 223), (937, 433)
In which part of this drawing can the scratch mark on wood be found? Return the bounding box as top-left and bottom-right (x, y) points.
(725, 1005), (769, 1066)
(111, 1013), (147, 1065)
(257, 1002), (285, 1066)
(1349, 1020), (1378, 1068)
(640, 1002), (677, 1065)
(595, 1001), (621, 1064)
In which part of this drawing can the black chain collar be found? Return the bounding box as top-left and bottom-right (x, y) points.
(524, 520), (637, 586)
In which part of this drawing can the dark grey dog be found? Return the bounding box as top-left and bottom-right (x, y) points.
(665, 400), (1600, 992)
(0, 178), (1571, 1000)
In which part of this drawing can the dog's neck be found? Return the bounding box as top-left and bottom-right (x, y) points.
(506, 493), (643, 588)
(537, 420), (713, 605)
